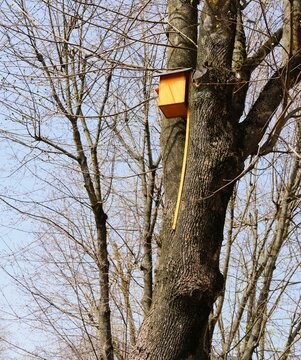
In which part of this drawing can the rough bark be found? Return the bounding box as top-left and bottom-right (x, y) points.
(130, 0), (301, 359)
(130, 2), (241, 359)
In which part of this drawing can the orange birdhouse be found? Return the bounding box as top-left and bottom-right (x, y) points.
(156, 68), (191, 118)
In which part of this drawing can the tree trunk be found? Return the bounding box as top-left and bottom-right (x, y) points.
(130, 0), (301, 358)
(130, 2), (243, 356)
(95, 207), (114, 360)
(130, 73), (243, 359)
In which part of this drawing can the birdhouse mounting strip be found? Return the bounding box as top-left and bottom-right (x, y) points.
(172, 108), (190, 230)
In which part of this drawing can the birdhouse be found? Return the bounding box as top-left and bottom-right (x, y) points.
(156, 68), (191, 118)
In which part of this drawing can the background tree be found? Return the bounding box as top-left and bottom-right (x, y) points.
(0, 0), (163, 358)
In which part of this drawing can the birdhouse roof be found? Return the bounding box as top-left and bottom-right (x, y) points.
(153, 68), (192, 77)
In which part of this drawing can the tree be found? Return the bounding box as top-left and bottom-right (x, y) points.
(130, 1), (301, 359)
(209, 122), (301, 359)
(0, 0), (162, 358)
(0, 1), (300, 360)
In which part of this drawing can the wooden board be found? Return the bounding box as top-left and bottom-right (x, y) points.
(158, 72), (188, 118)
(159, 103), (188, 118)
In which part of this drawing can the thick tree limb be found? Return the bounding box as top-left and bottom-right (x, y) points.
(241, 0), (301, 157)
(244, 28), (283, 73)
(240, 57), (301, 157)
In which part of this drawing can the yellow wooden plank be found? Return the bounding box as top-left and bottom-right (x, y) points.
(172, 108), (190, 230)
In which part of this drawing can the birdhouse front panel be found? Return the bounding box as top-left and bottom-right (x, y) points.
(158, 72), (189, 118)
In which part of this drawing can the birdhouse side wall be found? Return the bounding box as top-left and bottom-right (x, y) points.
(158, 73), (187, 107)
